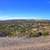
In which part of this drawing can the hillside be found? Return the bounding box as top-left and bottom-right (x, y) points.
(0, 19), (50, 37)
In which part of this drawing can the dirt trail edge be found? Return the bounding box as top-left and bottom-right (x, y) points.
(0, 36), (50, 50)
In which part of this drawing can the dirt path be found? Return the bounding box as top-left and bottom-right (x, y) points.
(0, 36), (50, 50)
(0, 42), (50, 50)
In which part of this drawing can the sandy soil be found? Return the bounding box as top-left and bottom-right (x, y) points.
(0, 36), (50, 50)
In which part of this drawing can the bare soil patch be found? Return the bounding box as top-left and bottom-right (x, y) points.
(0, 36), (50, 50)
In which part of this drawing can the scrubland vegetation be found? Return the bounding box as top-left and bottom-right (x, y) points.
(0, 20), (50, 37)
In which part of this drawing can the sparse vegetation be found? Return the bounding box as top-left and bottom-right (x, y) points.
(0, 20), (49, 37)
(42, 31), (49, 36)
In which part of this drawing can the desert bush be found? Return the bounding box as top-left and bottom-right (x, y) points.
(29, 32), (42, 37)
(42, 31), (49, 36)
(7, 32), (17, 37)
(30, 31), (49, 37)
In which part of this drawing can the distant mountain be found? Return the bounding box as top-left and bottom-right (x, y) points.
(0, 19), (50, 24)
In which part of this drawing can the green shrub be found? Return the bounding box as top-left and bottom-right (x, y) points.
(42, 31), (49, 36)
(8, 32), (17, 37)
(29, 32), (41, 37)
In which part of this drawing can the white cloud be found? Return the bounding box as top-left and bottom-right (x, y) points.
(0, 16), (49, 20)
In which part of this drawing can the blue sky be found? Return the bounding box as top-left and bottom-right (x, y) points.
(0, 0), (49, 20)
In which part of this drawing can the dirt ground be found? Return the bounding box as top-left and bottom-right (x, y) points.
(0, 36), (50, 50)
